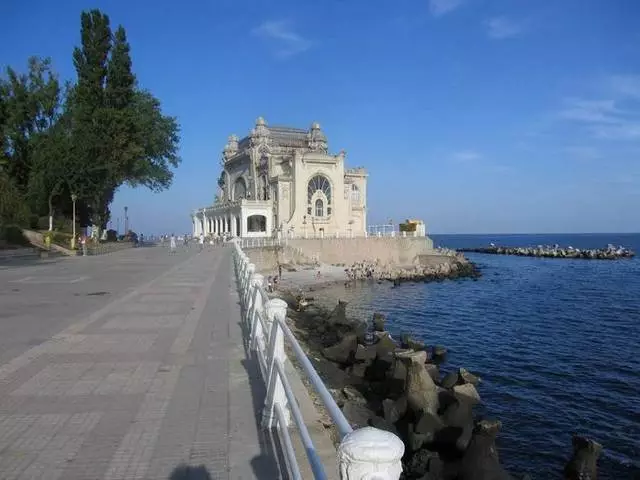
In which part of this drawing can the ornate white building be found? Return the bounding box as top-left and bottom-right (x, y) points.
(192, 117), (368, 238)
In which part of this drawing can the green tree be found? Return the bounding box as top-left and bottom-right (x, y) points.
(127, 90), (180, 191)
(0, 57), (61, 193)
(69, 10), (181, 228)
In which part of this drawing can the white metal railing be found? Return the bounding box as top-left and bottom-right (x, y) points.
(237, 237), (283, 249)
(236, 231), (427, 248)
(233, 241), (405, 480)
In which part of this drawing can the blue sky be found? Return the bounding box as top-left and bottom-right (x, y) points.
(2, 0), (639, 234)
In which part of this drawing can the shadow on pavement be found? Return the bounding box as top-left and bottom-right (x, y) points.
(169, 464), (212, 479)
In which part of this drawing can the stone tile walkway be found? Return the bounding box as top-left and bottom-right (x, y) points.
(0, 247), (281, 479)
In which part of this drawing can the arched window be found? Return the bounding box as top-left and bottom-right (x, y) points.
(307, 175), (332, 216)
(234, 177), (247, 200)
(351, 184), (360, 204)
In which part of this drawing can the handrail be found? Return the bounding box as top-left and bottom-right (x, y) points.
(232, 240), (405, 480)
(276, 316), (353, 439)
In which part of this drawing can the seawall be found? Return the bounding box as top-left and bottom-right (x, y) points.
(287, 237), (435, 266)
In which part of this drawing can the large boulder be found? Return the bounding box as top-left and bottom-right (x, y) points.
(396, 350), (439, 417)
(342, 400), (373, 429)
(563, 436), (602, 480)
(424, 364), (440, 383)
(437, 399), (474, 453)
(440, 371), (459, 389)
(406, 449), (442, 478)
(372, 312), (386, 332)
(414, 410), (445, 449)
(458, 420), (513, 480)
(326, 300), (349, 326)
(382, 397), (406, 424)
(368, 415), (399, 436)
(459, 368), (481, 386)
(322, 334), (357, 364)
(354, 344), (377, 361)
(453, 383), (481, 405)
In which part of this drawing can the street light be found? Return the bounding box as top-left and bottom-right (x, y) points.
(124, 206), (129, 234)
(71, 193), (78, 249)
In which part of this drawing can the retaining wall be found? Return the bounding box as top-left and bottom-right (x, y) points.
(287, 236), (435, 266)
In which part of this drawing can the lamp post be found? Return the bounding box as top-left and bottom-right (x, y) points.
(71, 193), (78, 249)
(124, 206), (129, 234)
(303, 215), (307, 239)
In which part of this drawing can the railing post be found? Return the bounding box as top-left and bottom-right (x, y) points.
(243, 263), (255, 307)
(248, 274), (264, 349)
(262, 298), (290, 428)
(337, 427), (405, 480)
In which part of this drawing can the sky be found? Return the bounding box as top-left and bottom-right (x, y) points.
(2, 0), (639, 234)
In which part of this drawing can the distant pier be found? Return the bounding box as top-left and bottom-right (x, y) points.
(458, 244), (635, 260)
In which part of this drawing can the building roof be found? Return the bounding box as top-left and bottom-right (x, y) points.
(235, 119), (327, 151)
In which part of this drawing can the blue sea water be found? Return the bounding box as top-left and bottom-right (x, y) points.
(322, 233), (640, 479)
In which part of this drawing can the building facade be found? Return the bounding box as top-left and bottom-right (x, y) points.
(192, 117), (368, 239)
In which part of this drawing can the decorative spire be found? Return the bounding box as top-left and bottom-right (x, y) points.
(307, 121), (327, 152)
(251, 116), (270, 146)
(223, 134), (239, 160)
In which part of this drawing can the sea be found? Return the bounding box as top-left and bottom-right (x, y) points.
(317, 233), (640, 479)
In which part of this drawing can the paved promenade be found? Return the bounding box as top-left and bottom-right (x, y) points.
(0, 246), (281, 479)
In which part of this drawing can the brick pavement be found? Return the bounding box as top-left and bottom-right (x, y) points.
(0, 247), (281, 479)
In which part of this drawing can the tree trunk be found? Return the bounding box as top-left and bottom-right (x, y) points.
(48, 194), (54, 231)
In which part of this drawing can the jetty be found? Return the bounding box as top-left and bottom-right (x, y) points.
(459, 243), (635, 260)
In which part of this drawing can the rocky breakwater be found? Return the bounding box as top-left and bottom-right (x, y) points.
(343, 253), (480, 285)
(459, 244), (635, 260)
(284, 297), (603, 479)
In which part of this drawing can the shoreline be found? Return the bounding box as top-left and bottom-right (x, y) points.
(272, 275), (601, 479)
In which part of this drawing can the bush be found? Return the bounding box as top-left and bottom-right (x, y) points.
(0, 225), (31, 246)
(106, 229), (118, 242)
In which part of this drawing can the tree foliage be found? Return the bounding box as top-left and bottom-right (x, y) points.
(0, 8), (181, 234)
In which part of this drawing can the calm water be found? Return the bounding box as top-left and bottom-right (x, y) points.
(319, 233), (640, 479)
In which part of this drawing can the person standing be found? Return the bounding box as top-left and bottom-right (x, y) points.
(278, 263), (282, 280)
(169, 233), (177, 254)
(199, 233), (205, 251)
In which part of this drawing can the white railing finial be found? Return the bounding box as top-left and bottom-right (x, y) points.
(337, 427), (405, 480)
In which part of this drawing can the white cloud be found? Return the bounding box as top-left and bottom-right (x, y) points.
(609, 75), (640, 99)
(485, 16), (523, 39)
(429, 0), (463, 17)
(251, 20), (311, 58)
(560, 97), (640, 140)
(451, 150), (482, 162)
(560, 99), (621, 124)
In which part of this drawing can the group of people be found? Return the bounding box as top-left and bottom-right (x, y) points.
(160, 233), (229, 254)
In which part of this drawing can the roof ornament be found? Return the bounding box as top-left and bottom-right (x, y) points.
(223, 134), (239, 161)
(251, 116), (271, 147)
(307, 122), (328, 153)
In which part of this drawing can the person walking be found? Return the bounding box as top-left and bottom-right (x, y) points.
(169, 233), (177, 254)
(199, 233), (205, 251)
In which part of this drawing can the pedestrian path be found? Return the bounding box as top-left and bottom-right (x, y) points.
(0, 248), (281, 479)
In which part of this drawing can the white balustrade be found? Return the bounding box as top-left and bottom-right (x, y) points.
(232, 240), (404, 480)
